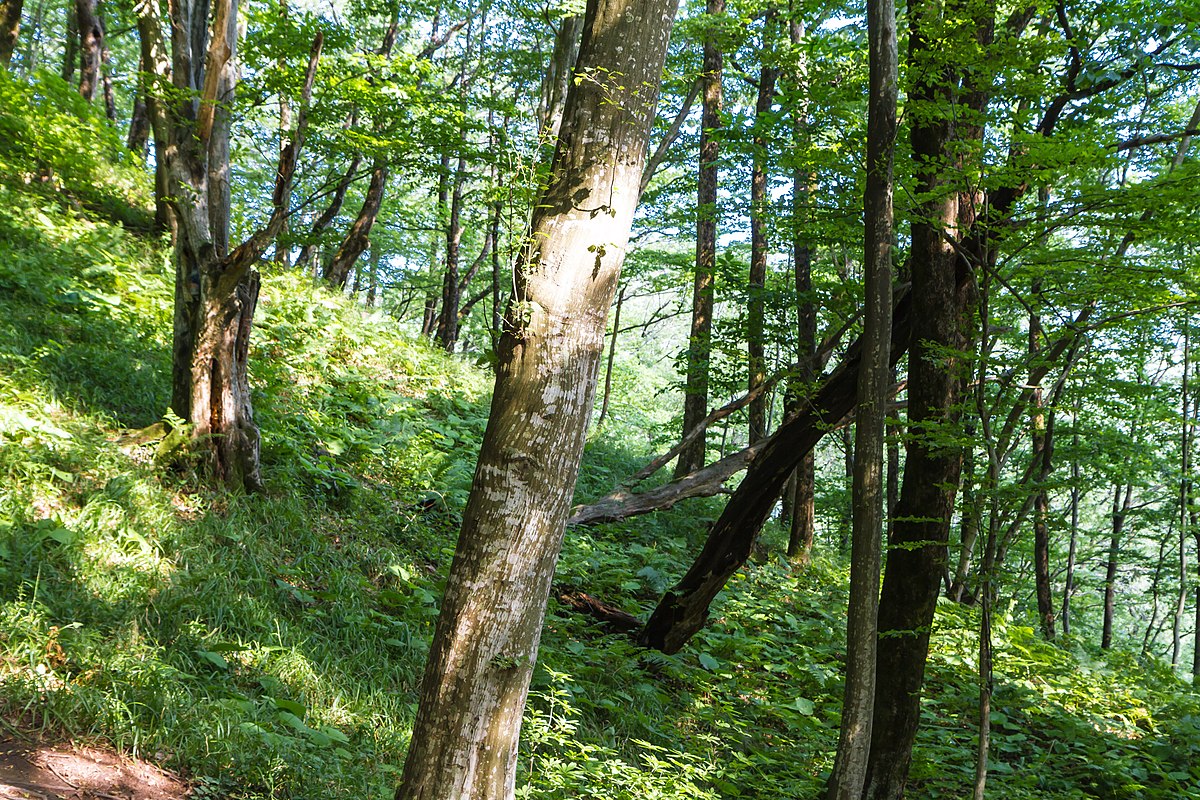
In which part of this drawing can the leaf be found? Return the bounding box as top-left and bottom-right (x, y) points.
(791, 697), (815, 715)
(196, 649), (229, 670)
(273, 697), (306, 717)
(697, 652), (719, 671)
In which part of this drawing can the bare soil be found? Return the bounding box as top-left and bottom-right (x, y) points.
(0, 739), (189, 800)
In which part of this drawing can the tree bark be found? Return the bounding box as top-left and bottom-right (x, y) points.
(1102, 481), (1133, 649)
(675, 0), (723, 479)
(860, 0), (987, 793)
(394, 0), (678, 795)
(1062, 400), (1080, 635)
(74, 0), (100, 102)
(324, 156), (387, 288)
(137, 0), (321, 491)
(747, 12), (779, 446)
(435, 157), (467, 350)
(825, 0), (896, 791)
(0, 0), (21, 68)
(60, 0), (76, 82)
(1030, 279), (1055, 639)
(537, 13), (583, 143)
(127, 53), (151, 154)
(1173, 321), (1190, 666)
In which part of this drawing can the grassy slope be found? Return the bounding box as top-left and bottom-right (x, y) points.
(1, 72), (1198, 800)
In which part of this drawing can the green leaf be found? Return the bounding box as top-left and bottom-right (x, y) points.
(697, 652), (719, 671)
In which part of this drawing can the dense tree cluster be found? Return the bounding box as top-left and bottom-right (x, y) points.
(3, 0), (1200, 797)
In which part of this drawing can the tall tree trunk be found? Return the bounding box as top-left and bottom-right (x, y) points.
(0, 0), (21, 68)
(60, 0), (75, 81)
(538, 13), (583, 142)
(973, 512), (1000, 800)
(274, 0), (291, 265)
(1173, 322), (1190, 666)
(825, 0), (896, 791)
(97, 8), (114, 120)
(860, 0), (985, 792)
(675, 0), (723, 479)
(1030, 278), (1055, 639)
(785, 10), (817, 561)
(435, 157), (467, 351)
(1102, 481), (1134, 649)
(127, 53), (151, 154)
(74, 0), (99, 101)
(1062, 400), (1080, 635)
(747, 12), (779, 446)
(394, 0), (677, 795)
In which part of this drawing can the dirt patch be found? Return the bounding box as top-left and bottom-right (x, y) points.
(0, 739), (189, 800)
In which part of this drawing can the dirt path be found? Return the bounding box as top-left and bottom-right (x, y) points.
(0, 739), (188, 800)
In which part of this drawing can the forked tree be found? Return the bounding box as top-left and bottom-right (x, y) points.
(135, 0), (320, 490)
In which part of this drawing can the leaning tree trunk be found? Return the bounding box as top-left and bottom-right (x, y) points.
(1102, 481), (1133, 649)
(0, 0), (22, 67)
(675, 0), (723, 479)
(394, 0), (678, 796)
(324, 156), (387, 287)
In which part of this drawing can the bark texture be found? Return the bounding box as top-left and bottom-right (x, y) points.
(675, 0), (723, 479)
(825, 0), (896, 792)
(394, 0), (678, 796)
(0, 0), (21, 67)
(74, 0), (100, 102)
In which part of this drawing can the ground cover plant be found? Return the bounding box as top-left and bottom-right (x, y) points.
(0, 49), (1199, 800)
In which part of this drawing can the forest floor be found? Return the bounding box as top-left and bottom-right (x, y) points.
(0, 738), (186, 800)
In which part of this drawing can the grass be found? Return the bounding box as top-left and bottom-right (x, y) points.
(1, 69), (1198, 800)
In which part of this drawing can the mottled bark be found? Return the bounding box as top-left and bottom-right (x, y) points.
(394, 0), (677, 795)
(825, 0), (896, 792)
(675, 0), (723, 479)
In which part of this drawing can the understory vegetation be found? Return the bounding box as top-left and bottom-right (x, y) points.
(0, 73), (1198, 800)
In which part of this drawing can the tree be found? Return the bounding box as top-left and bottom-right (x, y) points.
(135, 0), (321, 490)
(825, 0), (896, 792)
(393, 0), (679, 795)
(675, 0), (723, 479)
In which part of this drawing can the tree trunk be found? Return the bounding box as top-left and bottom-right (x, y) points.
(137, 0), (320, 491)
(675, 0), (723, 479)
(74, 0), (100, 102)
(394, 0), (677, 795)
(639, 285), (914, 653)
(747, 13), (779, 446)
(294, 153), (362, 270)
(274, 0), (291, 265)
(97, 8), (114, 120)
(597, 284), (624, 429)
(1062, 402), (1080, 635)
(0, 0), (22, 68)
(1172, 321), (1190, 666)
(785, 10), (817, 561)
(435, 157), (467, 351)
(127, 53), (151, 154)
(825, 0), (896, 791)
(1030, 280), (1055, 639)
(60, 0), (76, 82)
(860, 0), (983, 793)
(1102, 481), (1133, 649)
(324, 156), (387, 288)
(537, 13), (583, 142)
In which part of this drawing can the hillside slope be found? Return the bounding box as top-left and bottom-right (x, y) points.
(1, 72), (1198, 800)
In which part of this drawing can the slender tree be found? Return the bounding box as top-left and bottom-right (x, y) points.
(0, 0), (22, 67)
(675, 0), (723, 478)
(825, 0), (896, 792)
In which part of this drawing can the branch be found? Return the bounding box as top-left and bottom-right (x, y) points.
(639, 78), (701, 197)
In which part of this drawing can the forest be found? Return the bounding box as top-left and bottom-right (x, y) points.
(0, 0), (1199, 797)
